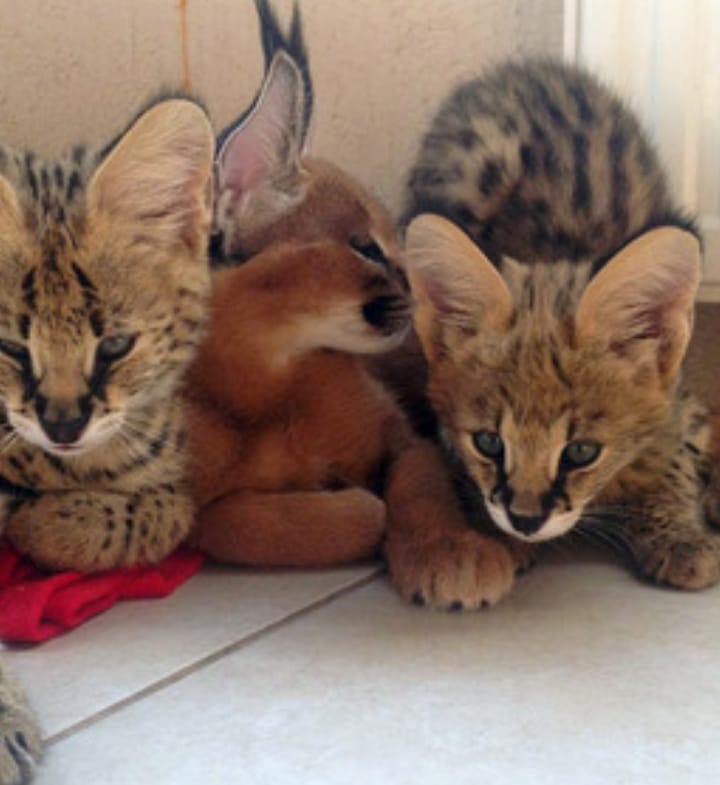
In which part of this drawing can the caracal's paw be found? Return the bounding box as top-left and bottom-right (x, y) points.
(0, 682), (42, 785)
(638, 534), (720, 591)
(385, 529), (518, 611)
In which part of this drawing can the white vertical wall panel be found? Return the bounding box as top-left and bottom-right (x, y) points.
(568, 0), (720, 291)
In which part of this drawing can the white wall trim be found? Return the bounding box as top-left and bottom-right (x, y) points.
(572, 0), (720, 285)
(562, 0), (580, 62)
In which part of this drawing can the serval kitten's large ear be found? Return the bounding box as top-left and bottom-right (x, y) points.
(575, 227), (701, 385)
(87, 99), (214, 254)
(215, 51), (306, 207)
(403, 214), (513, 363)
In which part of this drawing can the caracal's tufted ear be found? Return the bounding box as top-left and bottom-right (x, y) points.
(402, 213), (513, 363)
(575, 226), (701, 386)
(88, 99), (215, 254)
(216, 51), (306, 204)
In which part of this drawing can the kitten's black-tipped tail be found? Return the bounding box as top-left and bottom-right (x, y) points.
(254, 0), (313, 142)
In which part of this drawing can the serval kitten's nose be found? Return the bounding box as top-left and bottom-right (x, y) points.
(506, 489), (545, 535)
(506, 511), (544, 536)
(35, 395), (92, 445)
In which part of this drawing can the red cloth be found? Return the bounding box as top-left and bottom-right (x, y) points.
(0, 545), (204, 643)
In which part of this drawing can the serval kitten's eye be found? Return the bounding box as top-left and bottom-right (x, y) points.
(96, 333), (136, 363)
(472, 430), (504, 459)
(561, 440), (602, 469)
(350, 238), (389, 268)
(0, 339), (29, 364)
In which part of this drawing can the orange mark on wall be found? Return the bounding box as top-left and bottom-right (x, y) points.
(178, 0), (192, 93)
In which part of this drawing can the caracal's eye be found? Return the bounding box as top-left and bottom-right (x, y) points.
(472, 430), (504, 459)
(560, 440), (602, 470)
(0, 339), (29, 364)
(349, 238), (389, 268)
(96, 333), (136, 363)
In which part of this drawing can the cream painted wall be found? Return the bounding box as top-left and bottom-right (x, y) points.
(0, 0), (562, 215)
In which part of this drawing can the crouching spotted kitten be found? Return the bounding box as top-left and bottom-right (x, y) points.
(0, 99), (214, 572)
(387, 59), (720, 609)
(0, 98), (214, 783)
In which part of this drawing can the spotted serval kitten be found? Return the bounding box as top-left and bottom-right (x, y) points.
(0, 99), (214, 571)
(0, 99), (213, 784)
(386, 58), (720, 610)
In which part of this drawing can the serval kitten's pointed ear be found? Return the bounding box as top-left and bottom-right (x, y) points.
(216, 51), (306, 201)
(88, 99), (215, 253)
(575, 227), (701, 385)
(403, 214), (513, 363)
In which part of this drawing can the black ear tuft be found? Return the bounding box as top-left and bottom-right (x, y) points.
(215, 52), (305, 199)
(217, 0), (313, 154)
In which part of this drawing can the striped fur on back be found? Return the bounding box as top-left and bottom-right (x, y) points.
(404, 59), (692, 265)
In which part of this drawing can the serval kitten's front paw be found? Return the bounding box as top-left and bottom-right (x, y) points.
(0, 678), (42, 785)
(386, 529), (518, 611)
(638, 535), (720, 591)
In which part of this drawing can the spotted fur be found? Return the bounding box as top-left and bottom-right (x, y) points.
(403, 59), (694, 263)
(386, 60), (720, 609)
(0, 99), (213, 783)
(0, 99), (214, 574)
(402, 209), (719, 601)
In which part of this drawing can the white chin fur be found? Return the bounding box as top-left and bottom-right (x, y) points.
(280, 306), (409, 362)
(486, 502), (581, 543)
(9, 415), (122, 458)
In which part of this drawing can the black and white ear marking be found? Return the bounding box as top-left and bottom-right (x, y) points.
(254, 0), (313, 143)
(215, 51), (306, 200)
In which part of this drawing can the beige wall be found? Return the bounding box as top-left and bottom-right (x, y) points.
(0, 0), (562, 215)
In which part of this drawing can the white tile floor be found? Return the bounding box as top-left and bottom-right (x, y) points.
(5, 550), (720, 785)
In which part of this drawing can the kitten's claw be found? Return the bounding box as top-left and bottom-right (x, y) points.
(387, 529), (517, 611)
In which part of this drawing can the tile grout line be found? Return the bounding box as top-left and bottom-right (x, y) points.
(45, 569), (384, 747)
